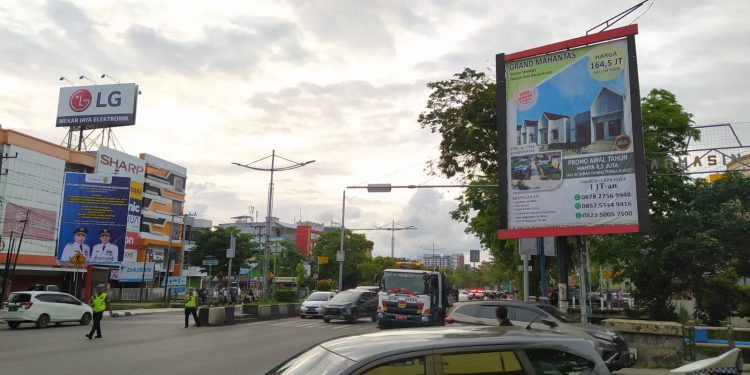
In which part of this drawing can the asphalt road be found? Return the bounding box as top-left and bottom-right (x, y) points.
(0, 312), (379, 375)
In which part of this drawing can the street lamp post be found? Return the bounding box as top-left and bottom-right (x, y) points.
(338, 190), (345, 290)
(233, 150), (315, 300)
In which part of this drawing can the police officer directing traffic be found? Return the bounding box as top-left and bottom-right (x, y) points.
(184, 287), (200, 328)
(86, 284), (111, 339)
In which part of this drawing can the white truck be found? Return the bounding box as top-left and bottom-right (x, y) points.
(375, 268), (450, 329)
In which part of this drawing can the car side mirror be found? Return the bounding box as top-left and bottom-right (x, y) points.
(541, 319), (557, 328)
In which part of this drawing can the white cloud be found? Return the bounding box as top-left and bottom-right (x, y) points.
(1, 0), (748, 260)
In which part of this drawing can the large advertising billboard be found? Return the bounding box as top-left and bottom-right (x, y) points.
(96, 146), (145, 260)
(497, 25), (650, 239)
(56, 83), (138, 128)
(56, 173), (131, 266)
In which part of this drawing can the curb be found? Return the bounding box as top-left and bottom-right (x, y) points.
(108, 308), (182, 318)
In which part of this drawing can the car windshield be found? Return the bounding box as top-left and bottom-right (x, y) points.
(8, 293), (31, 303)
(382, 272), (427, 294)
(306, 292), (331, 302)
(267, 344), (354, 375)
(330, 291), (363, 303)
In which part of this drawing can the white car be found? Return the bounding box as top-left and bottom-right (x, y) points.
(300, 291), (336, 318)
(1, 291), (92, 329)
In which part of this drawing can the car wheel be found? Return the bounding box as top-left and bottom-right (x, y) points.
(347, 309), (358, 323)
(80, 312), (92, 326)
(377, 320), (389, 330)
(7, 322), (20, 329)
(324, 318), (330, 323)
(36, 314), (50, 328)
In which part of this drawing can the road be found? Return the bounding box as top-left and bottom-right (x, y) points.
(0, 312), (378, 375)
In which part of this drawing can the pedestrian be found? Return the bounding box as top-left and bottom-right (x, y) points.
(496, 306), (513, 326)
(86, 284), (110, 339)
(184, 287), (200, 328)
(550, 289), (559, 307)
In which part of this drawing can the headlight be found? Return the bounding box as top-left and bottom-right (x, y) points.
(590, 332), (616, 342)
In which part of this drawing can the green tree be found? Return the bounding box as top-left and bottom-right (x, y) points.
(314, 229), (374, 290)
(189, 227), (258, 278)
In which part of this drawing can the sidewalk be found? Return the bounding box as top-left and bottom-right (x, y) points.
(108, 307), (182, 318)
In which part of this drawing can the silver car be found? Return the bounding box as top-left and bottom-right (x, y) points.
(299, 291), (336, 319)
(266, 325), (610, 374)
(446, 300), (635, 371)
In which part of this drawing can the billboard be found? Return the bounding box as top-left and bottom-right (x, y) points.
(56, 83), (138, 128)
(469, 249), (480, 263)
(497, 25), (650, 239)
(113, 262), (155, 282)
(56, 173), (130, 266)
(96, 146), (145, 257)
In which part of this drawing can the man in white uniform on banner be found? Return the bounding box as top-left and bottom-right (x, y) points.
(60, 227), (90, 262)
(91, 228), (119, 263)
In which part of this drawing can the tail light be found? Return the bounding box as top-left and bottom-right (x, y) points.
(22, 302), (33, 310)
(444, 317), (455, 324)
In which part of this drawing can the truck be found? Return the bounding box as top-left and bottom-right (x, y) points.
(374, 268), (450, 329)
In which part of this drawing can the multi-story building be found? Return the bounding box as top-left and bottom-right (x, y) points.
(421, 253), (465, 270)
(0, 127), (190, 299)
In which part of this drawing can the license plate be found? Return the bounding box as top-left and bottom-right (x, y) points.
(396, 314), (406, 320)
(9, 306), (18, 312)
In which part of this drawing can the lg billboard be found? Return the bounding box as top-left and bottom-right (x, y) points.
(56, 83), (138, 128)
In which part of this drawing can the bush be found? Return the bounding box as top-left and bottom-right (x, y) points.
(274, 289), (297, 302)
(316, 279), (335, 291)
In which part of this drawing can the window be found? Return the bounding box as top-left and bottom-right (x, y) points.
(479, 305), (498, 320)
(441, 351), (523, 374)
(525, 349), (596, 375)
(35, 294), (59, 303)
(8, 293), (31, 303)
(454, 304), (481, 318)
(509, 307), (546, 323)
(608, 119), (622, 137)
(551, 129), (559, 142)
(362, 356), (426, 375)
(173, 175), (185, 192)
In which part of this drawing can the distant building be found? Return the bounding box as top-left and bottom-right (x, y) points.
(421, 253), (465, 270)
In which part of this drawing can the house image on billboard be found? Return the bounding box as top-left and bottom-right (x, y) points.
(516, 86), (627, 153)
(589, 87), (624, 143)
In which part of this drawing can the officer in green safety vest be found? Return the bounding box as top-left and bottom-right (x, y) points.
(86, 284), (110, 339)
(184, 287), (200, 328)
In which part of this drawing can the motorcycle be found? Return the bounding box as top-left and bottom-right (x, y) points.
(197, 288), (209, 306)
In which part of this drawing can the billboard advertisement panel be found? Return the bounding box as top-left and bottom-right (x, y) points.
(56, 173), (130, 266)
(96, 146), (145, 257)
(113, 262), (155, 282)
(56, 83), (138, 128)
(497, 25), (649, 239)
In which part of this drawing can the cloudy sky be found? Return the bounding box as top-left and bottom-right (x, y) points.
(1, 1), (748, 261)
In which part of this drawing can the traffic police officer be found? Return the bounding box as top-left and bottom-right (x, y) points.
(86, 284), (110, 339)
(184, 287), (200, 327)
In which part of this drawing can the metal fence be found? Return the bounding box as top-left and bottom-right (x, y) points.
(109, 287), (166, 301)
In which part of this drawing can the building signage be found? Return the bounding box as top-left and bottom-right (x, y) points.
(469, 249), (480, 263)
(96, 147), (145, 255)
(497, 25), (650, 239)
(56, 83), (138, 128)
(161, 275), (186, 286)
(115, 262), (155, 282)
(56, 173), (130, 266)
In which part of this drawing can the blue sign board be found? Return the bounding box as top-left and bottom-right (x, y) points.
(56, 173), (130, 266)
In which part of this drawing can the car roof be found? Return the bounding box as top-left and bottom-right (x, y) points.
(10, 291), (73, 296)
(320, 325), (594, 362)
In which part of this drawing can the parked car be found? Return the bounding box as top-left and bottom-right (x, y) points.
(321, 289), (378, 324)
(300, 291), (336, 319)
(567, 288), (603, 308)
(265, 325), (611, 374)
(353, 285), (380, 293)
(1, 291), (92, 329)
(445, 300), (635, 371)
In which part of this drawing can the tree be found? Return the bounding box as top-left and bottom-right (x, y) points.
(188, 227), (257, 278)
(313, 229), (374, 290)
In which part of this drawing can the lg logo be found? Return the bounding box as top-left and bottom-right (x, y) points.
(68, 89), (123, 112)
(69, 89), (92, 112)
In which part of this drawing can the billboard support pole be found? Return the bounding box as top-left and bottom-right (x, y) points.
(577, 235), (590, 323)
(523, 253), (529, 302)
(84, 264), (93, 304)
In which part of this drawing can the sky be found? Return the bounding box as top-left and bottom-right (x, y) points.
(1, 0), (748, 262)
